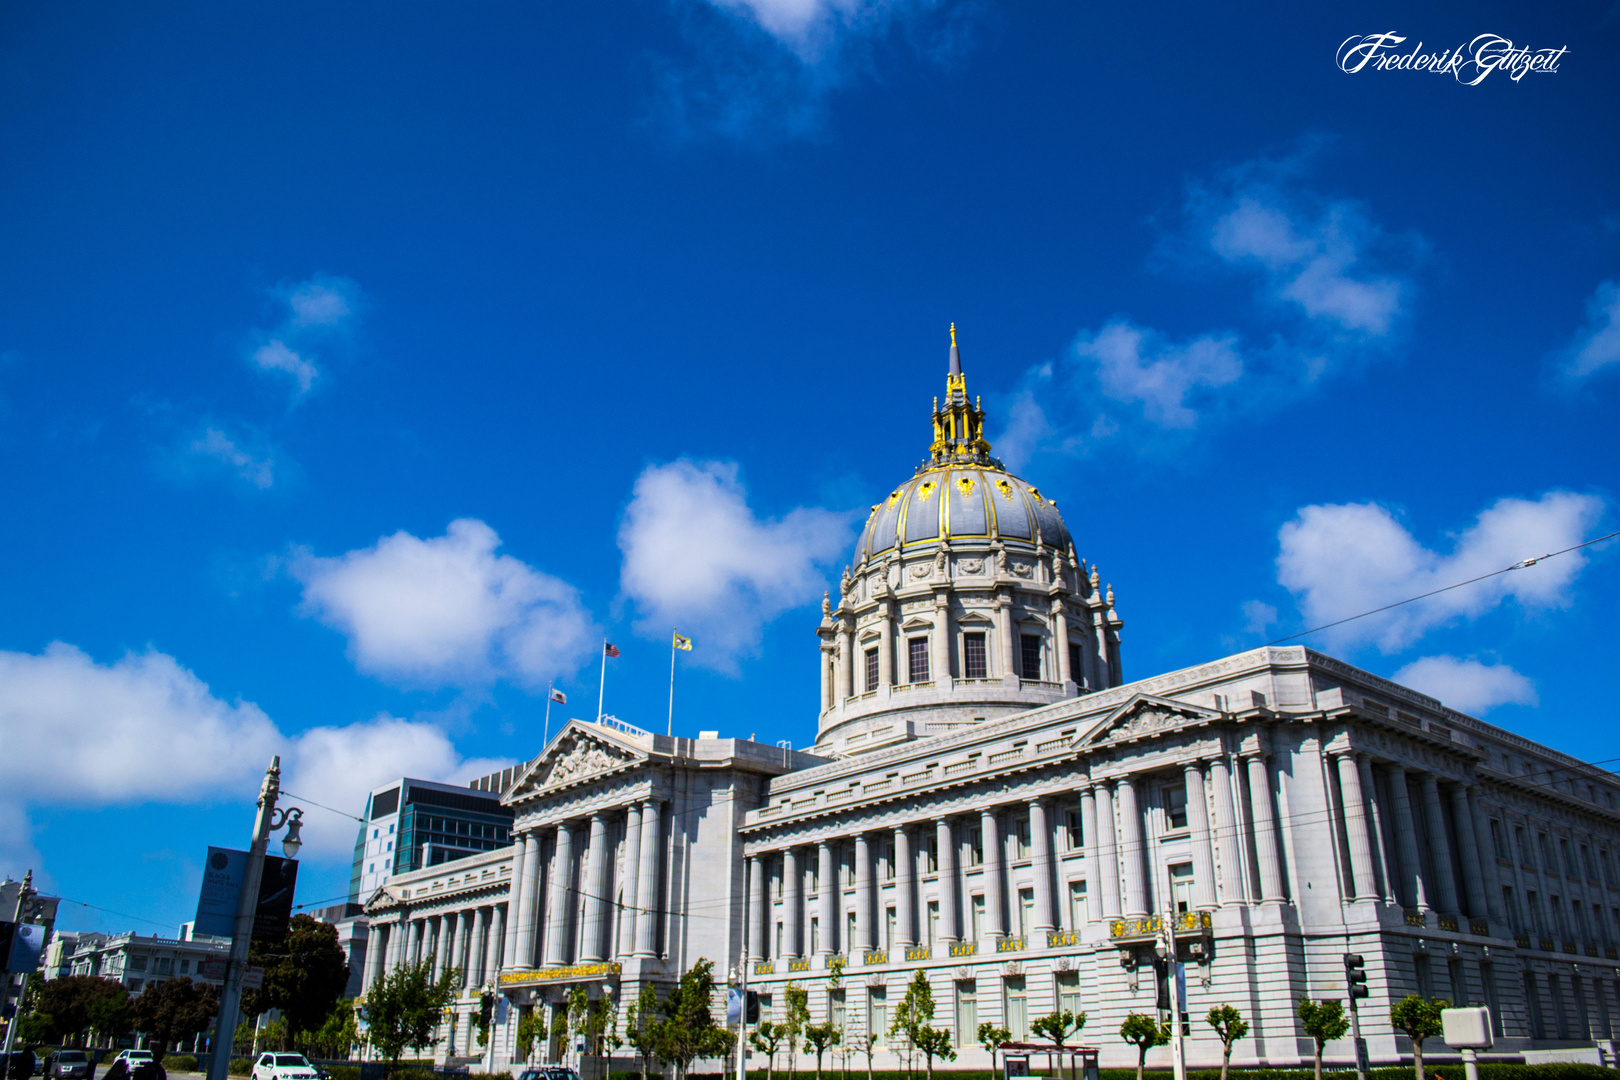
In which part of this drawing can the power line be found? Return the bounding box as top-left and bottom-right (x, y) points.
(1264, 530), (1619, 647)
(57, 897), (176, 931)
(281, 789), (366, 824)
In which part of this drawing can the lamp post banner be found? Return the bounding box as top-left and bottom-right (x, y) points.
(254, 856), (299, 940)
(195, 847), (248, 937)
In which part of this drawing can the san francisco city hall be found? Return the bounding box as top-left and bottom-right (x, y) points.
(359, 335), (1620, 1071)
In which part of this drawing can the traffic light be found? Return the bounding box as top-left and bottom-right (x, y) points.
(745, 991), (760, 1024)
(1344, 953), (1369, 1000)
(480, 992), (496, 1027)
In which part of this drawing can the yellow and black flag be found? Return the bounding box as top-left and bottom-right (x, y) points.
(672, 630), (693, 651)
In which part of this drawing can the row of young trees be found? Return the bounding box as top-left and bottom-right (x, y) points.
(17, 974), (218, 1058)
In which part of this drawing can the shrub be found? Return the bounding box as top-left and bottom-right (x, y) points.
(161, 1056), (199, 1071)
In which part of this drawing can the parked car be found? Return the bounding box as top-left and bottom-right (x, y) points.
(47, 1051), (93, 1079)
(249, 1054), (320, 1080)
(111, 1052), (153, 1073)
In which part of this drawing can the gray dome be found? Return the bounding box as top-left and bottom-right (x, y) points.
(856, 464), (1071, 562)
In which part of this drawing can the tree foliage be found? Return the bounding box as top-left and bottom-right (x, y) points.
(1205, 1005), (1249, 1080)
(1296, 998), (1349, 1080)
(802, 1021), (842, 1080)
(976, 1022), (1011, 1064)
(625, 984), (661, 1080)
(1119, 1013), (1170, 1080)
(750, 1021), (788, 1080)
(655, 958), (733, 1080)
(244, 914), (353, 1035)
(1390, 995), (1448, 1080)
(309, 1000), (361, 1060)
(34, 976), (131, 1046)
(362, 957), (459, 1066)
(891, 971), (953, 1080)
(132, 977), (219, 1058)
(784, 983), (810, 1075)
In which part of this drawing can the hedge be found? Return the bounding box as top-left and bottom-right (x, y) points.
(715, 1068), (1619, 1080)
(161, 1056), (199, 1072)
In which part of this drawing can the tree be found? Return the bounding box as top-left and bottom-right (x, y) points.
(310, 1001), (360, 1060)
(1204, 1005), (1249, 1080)
(625, 984), (661, 1080)
(362, 957), (459, 1070)
(913, 1026), (955, 1080)
(87, 990), (134, 1047)
(1390, 995), (1448, 1080)
(891, 971), (952, 1080)
(802, 1022), (841, 1080)
(1296, 998), (1349, 1080)
(657, 958), (733, 1080)
(848, 1032), (877, 1080)
(516, 1010), (549, 1067)
(750, 1022), (788, 1080)
(976, 1022), (1011, 1071)
(783, 984), (810, 1077)
(132, 977), (219, 1059)
(1031, 1010), (1086, 1080)
(1119, 1013), (1169, 1080)
(244, 914), (353, 1036)
(34, 976), (129, 1047)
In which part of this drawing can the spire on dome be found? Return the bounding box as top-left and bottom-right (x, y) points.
(926, 324), (997, 469)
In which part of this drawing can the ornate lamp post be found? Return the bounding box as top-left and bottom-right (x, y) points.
(205, 757), (303, 1080)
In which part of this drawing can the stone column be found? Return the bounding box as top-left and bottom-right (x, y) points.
(783, 847), (803, 956)
(634, 800), (663, 958)
(1387, 764), (1427, 910)
(467, 908), (486, 986)
(748, 854), (768, 959)
(578, 812), (610, 961)
(934, 820), (958, 943)
(407, 919), (422, 965)
(997, 594), (1016, 681)
(1029, 799), (1057, 933)
(981, 807), (1006, 937)
(837, 621), (853, 700)
(1206, 757), (1242, 903)
(523, 833), (546, 966)
(819, 646), (834, 713)
(456, 910), (474, 985)
(1184, 761), (1218, 910)
(434, 914), (450, 978)
(545, 821), (577, 966)
(1095, 782), (1122, 918)
(1450, 784), (1488, 918)
(1115, 776), (1147, 916)
(1359, 755), (1393, 902)
(893, 827), (915, 948)
(506, 832), (532, 968)
(1468, 788), (1506, 920)
(819, 841), (838, 954)
(618, 804), (643, 956)
(932, 591), (952, 684)
(1245, 754), (1287, 902)
(364, 924), (387, 990)
(485, 905), (505, 983)
(878, 603), (894, 689)
(855, 833), (875, 950)
(1079, 783), (1101, 921)
(1419, 774), (1461, 914)
(1053, 605), (1072, 687)
(1335, 753), (1379, 902)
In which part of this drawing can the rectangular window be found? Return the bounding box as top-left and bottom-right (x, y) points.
(1503, 887), (1521, 931)
(831, 989), (846, 1033)
(1447, 957), (1468, 1004)
(1482, 961), (1504, 1037)
(848, 911), (858, 947)
(130, 956), (147, 971)
(1528, 890), (1543, 934)
(1415, 954), (1433, 999)
(963, 633), (988, 679)
(864, 648), (879, 692)
(1164, 785), (1188, 830)
(1562, 838), (1576, 877)
(927, 900), (940, 946)
(971, 895), (986, 941)
(968, 827), (983, 867)
(1057, 971), (1082, 1017)
(1069, 881), (1089, 928)
(1525, 973), (1547, 1039)
(1515, 826), (1529, 866)
(1065, 809), (1084, 850)
(1583, 845), (1597, 880)
(810, 918), (820, 954)
(1068, 642), (1083, 685)
(882, 840), (895, 881)
(1540, 834), (1556, 873)
(885, 907), (896, 949)
(1490, 820), (1507, 860)
(843, 848), (856, 886)
(777, 922), (784, 957)
(1552, 894), (1566, 937)
(868, 988), (889, 1047)
(1018, 887), (1035, 937)
(955, 981), (978, 1047)
(1169, 863), (1195, 915)
(1004, 976), (1029, 1041)
(908, 638), (930, 683)
(1019, 635), (1042, 680)
(924, 834), (937, 874)
(1015, 817), (1031, 859)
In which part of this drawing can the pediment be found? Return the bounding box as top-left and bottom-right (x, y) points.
(957, 613), (994, 626)
(1073, 694), (1224, 749)
(363, 885), (403, 914)
(503, 722), (645, 804)
(900, 616), (934, 631)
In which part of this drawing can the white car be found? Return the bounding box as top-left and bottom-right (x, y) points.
(113, 1052), (155, 1072)
(250, 1054), (320, 1080)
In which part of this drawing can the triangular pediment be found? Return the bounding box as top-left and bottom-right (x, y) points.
(363, 884), (403, 914)
(502, 721), (646, 804)
(1073, 693), (1223, 749)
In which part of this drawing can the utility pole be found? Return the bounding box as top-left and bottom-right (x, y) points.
(1345, 953), (1370, 1080)
(1157, 912), (1186, 1080)
(736, 951), (749, 1080)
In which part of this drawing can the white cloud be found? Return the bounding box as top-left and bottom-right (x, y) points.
(189, 427), (276, 489)
(1560, 280), (1620, 381)
(618, 460), (854, 667)
(1241, 600), (1278, 636)
(1080, 321), (1243, 428)
(293, 519), (599, 689)
(251, 340), (319, 394)
(0, 642), (513, 875)
(287, 278), (357, 329)
(1393, 655), (1539, 715)
(1275, 490), (1604, 652)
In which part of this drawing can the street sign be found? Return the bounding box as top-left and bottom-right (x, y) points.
(241, 966), (265, 991)
(6, 923), (45, 974)
(200, 960), (227, 980)
(194, 848), (300, 941)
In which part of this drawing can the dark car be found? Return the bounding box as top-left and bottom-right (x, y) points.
(47, 1052), (93, 1080)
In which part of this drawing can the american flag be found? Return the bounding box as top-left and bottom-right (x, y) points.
(604, 642), (620, 658)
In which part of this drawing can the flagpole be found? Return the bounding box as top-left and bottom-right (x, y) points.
(597, 638), (607, 723)
(668, 627), (677, 737)
(544, 680), (553, 748)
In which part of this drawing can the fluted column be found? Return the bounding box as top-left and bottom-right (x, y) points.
(545, 821), (577, 965)
(579, 812), (609, 961)
(618, 804), (643, 956)
(484, 905), (505, 983)
(893, 828), (915, 947)
(506, 833), (532, 968)
(1360, 755), (1393, 902)
(433, 914), (450, 978)
(1095, 782), (1122, 917)
(1053, 607), (1072, 687)
(364, 924), (388, 990)
(1183, 761), (1217, 909)
(932, 592), (951, 684)
(1450, 784), (1488, 918)
(1245, 754), (1286, 902)
(783, 847), (803, 956)
(997, 594), (1016, 680)
(855, 833), (875, 950)
(1419, 774), (1460, 914)
(1206, 757), (1242, 903)
(819, 646), (834, 713)
(818, 841), (838, 954)
(1469, 788), (1506, 920)
(634, 800), (662, 957)
(837, 621), (853, 699)
(1386, 764), (1427, 909)
(1079, 783), (1101, 922)
(878, 603), (894, 689)
(1115, 777), (1147, 916)
(1335, 753), (1378, 901)
(981, 807), (1006, 937)
(1029, 799), (1057, 933)
(455, 910), (473, 985)
(407, 918), (423, 965)
(467, 908), (486, 986)
(934, 820), (958, 942)
(748, 854), (768, 958)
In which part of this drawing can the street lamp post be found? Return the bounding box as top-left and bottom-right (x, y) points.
(205, 756), (303, 1080)
(1155, 913), (1187, 1080)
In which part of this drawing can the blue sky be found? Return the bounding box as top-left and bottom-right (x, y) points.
(2, 0), (1617, 936)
